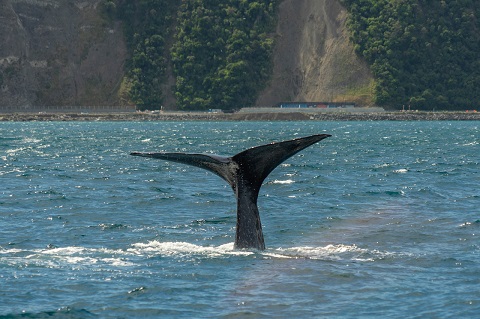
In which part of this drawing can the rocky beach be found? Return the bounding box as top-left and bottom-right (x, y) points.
(1, 111), (479, 122)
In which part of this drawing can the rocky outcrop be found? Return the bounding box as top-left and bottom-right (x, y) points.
(0, 0), (127, 108)
(256, 0), (373, 107)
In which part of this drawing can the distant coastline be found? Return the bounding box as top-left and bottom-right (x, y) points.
(1, 111), (479, 121)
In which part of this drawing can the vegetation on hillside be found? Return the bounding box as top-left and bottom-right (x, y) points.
(171, 0), (277, 110)
(115, 0), (178, 110)
(113, 0), (276, 110)
(342, 0), (480, 110)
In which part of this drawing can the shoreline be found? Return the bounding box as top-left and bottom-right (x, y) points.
(0, 111), (479, 122)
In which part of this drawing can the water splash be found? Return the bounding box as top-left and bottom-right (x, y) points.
(1, 242), (399, 267)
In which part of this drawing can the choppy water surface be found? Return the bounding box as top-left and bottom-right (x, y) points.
(1, 121), (479, 318)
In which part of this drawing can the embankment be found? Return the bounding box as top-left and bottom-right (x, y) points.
(1, 112), (479, 122)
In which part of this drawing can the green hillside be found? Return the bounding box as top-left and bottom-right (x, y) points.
(113, 0), (479, 111)
(115, 0), (179, 109)
(342, 0), (480, 110)
(114, 0), (276, 111)
(172, 0), (277, 110)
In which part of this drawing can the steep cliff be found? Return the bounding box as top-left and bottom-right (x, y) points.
(0, 0), (127, 109)
(256, 0), (373, 106)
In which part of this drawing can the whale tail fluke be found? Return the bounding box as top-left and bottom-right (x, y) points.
(130, 152), (237, 187)
(232, 134), (331, 191)
(130, 134), (331, 250)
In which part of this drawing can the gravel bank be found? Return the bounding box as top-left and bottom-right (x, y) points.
(0, 111), (479, 122)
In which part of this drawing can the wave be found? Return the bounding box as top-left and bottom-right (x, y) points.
(0, 246), (135, 268)
(128, 241), (252, 258)
(128, 241), (387, 261)
(269, 179), (295, 185)
(264, 244), (401, 262)
(1, 241), (402, 267)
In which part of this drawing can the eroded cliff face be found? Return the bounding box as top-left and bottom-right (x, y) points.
(0, 0), (127, 108)
(256, 0), (373, 106)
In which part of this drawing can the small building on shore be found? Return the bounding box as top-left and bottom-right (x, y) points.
(277, 102), (356, 109)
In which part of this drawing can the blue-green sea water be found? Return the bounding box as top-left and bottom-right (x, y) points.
(1, 121), (479, 318)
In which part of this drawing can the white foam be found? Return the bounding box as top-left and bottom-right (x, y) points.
(6, 147), (29, 155)
(268, 244), (370, 260)
(23, 138), (42, 144)
(128, 241), (253, 257)
(0, 246), (135, 268)
(0, 242), (400, 266)
(272, 179), (295, 184)
(42, 246), (87, 255)
(0, 248), (23, 254)
(127, 241), (394, 262)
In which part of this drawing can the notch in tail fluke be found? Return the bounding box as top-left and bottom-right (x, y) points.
(130, 134), (331, 250)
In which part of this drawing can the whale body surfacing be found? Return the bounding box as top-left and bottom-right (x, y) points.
(131, 134), (331, 250)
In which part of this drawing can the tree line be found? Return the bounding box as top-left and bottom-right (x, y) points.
(105, 0), (276, 111)
(341, 0), (480, 110)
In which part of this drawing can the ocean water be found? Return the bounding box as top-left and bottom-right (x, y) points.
(0, 121), (479, 318)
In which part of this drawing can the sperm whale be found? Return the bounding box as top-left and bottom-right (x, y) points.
(131, 134), (331, 250)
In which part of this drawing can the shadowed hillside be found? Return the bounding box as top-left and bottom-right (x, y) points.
(0, 0), (127, 109)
